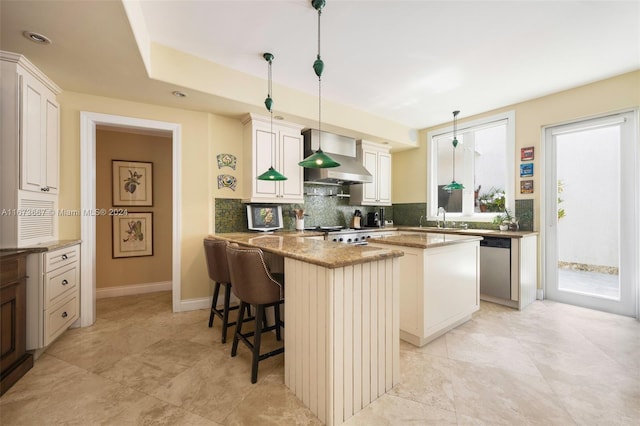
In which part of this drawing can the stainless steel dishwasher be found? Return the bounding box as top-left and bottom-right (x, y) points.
(480, 237), (511, 300)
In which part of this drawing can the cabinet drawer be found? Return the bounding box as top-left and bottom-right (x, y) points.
(44, 265), (78, 308)
(44, 295), (78, 346)
(45, 244), (79, 272)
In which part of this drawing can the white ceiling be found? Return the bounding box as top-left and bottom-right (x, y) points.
(2, 1), (639, 138)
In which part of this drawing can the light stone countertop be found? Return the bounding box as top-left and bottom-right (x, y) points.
(370, 232), (482, 249)
(208, 232), (403, 269)
(397, 226), (538, 239)
(0, 239), (81, 253)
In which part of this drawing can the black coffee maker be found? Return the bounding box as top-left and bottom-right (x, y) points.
(366, 208), (385, 227)
(366, 211), (379, 227)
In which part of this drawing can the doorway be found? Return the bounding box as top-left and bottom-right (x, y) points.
(79, 112), (182, 327)
(543, 110), (638, 317)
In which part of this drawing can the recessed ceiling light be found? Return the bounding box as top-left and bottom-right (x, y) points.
(23, 31), (51, 44)
(172, 91), (187, 98)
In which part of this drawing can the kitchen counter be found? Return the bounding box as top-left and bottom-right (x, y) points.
(0, 239), (82, 253)
(209, 232), (403, 268)
(208, 232), (401, 425)
(372, 232), (482, 249)
(397, 226), (537, 239)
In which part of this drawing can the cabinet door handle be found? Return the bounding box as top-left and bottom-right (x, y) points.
(61, 311), (68, 318)
(62, 279), (69, 285)
(62, 254), (68, 260)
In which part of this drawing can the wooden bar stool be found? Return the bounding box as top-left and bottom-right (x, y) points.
(225, 244), (284, 384)
(203, 238), (250, 343)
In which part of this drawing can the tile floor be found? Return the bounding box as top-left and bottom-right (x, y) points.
(1, 291), (638, 425)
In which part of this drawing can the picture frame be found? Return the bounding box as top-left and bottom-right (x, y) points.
(521, 146), (534, 161)
(112, 160), (153, 206)
(112, 212), (153, 258)
(520, 163), (534, 177)
(520, 180), (534, 194)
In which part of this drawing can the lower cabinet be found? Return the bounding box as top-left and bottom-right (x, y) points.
(370, 239), (480, 347)
(0, 251), (33, 396)
(26, 243), (80, 354)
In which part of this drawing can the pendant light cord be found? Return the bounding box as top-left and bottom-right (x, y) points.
(317, 8), (322, 150)
(269, 57), (274, 168)
(317, 9), (322, 61)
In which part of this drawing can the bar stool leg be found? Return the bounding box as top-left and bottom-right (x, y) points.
(221, 283), (232, 343)
(209, 282), (221, 328)
(274, 303), (282, 341)
(231, 301), (247, 357)
(251, 304), (264, 384)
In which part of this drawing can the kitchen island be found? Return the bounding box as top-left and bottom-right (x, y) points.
(207, 233), (403, 425)
(398, 227), (539, 310)
(368, 232), (482, 347)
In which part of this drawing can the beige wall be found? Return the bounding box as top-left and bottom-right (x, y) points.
(95, 129), (172, 288)
(55, 70), (638, 301)
(57, 91), (243, 300)
(393, 70), (640, 230)
(209, 114), (245, 201)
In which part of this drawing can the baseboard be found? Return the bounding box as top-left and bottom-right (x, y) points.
(175, 296), (210, 312)
(96, 281), (172, 299)
(174, 289), (240, 313)
(536, 288), (544, 300)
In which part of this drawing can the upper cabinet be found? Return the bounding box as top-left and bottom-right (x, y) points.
(20, 70), (60, 194)
(243, 113), (304, 203)
(350, 140), (392, 206)
(1, 52), (61, 195)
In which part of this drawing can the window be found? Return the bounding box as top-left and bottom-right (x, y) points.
(427, 111), (515, 221)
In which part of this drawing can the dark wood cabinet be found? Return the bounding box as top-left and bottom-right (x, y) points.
(1, 251), (33, 396)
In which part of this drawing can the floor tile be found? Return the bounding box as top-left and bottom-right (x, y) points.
(2, 292), (638, 426)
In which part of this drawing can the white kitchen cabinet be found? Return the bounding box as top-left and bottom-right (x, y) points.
(1, 51), (61, 248)
(242, 113), (304, 203)
(20, 69), (60, 194)
(26, 242), (80, 357)
(1, 51), (61, 195)
(350, 140), (391, 206)
(370, 237), (480, 347)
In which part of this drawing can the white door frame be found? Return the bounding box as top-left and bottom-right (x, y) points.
(541, 109), (639, 319)
(79, 112), (182, 327)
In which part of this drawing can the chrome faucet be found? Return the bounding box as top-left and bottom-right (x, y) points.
(419, 215), (425, 228)
(437, 207), (446, 229)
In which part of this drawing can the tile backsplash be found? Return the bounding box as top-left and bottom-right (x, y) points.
(215, 184), (392, 233)
(214, 187), (534, 233)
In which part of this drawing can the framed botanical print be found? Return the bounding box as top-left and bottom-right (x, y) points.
(112, 212), (153, 258)
(112, 160), (153, 206)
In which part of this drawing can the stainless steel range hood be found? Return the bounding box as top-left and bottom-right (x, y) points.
(302, 129), (373, 185)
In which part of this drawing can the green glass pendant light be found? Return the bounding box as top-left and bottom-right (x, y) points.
(443, 110), (465, 191)
(299, 0), (340, 169)
(258, 52), (287, 181)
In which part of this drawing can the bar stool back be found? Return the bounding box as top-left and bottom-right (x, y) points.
(203, 238), (238, 343)
(225, 244), (284, 384)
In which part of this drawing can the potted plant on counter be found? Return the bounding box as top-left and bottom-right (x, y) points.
(493, 208), (517, 231)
